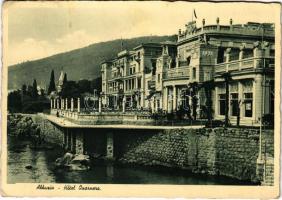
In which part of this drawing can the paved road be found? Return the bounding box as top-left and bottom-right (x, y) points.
(43, 114), (204, 130)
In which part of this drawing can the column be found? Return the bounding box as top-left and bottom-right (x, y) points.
(50, 98), (53, 109)
(61, 99), (64, 110)
(225, 48), (231, 71)
(67, 131), (72, 151)
(122, 96), (126, 113)
(75, 130), (84, 155)
(253, 41), (262, 68)
(254, 75), (263, 122)
(173, 86), (177, 111)
(71, 98), (74, 111)
(135, 77), (138, 89)
(164, 87), (168, 112)
(65, 98), (68, 110)
(99, 97), (102, 113)
(106, 132), (114, 159)
(152, 96), (155, 113)
(64, 129), (68, 150)
(239, 46), (244, 70)
(238, 82), (244, 119)
(77, 98), (81, 113)
(57, 99), (60, 110)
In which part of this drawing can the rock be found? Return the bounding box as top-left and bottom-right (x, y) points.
(55, 153), (90, 171)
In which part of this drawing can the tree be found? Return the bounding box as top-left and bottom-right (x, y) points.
(27, 85), (33, 97)
(221, 72), (232, 127)
(188, 82), (199, 120)
(201, 80), (215, 126)
(21, 84), (27, 95)
(8, 90), (22, 112)
(63, 73), (67, 85)
(78, 79), (91, 94)
(32, 79), (38, 99)
(47, 70), (56, 95)
(61, 81), (80, 99)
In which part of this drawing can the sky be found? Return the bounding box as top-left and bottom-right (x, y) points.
(5, 1), (280, 66)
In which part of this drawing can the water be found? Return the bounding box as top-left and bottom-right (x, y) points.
(8, 137), (256, 185)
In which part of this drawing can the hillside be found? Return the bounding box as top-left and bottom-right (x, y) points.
(8, 35), (177, 90)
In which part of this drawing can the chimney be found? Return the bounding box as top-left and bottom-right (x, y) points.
(202, 19), (205, 31)
(216, 17), (220, 30)
(230, 18), (233, 31)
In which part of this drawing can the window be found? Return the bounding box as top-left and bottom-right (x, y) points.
(132, 79), (135, 89)
(151, 60), (156, 75)
(229, 48), (240, 61)
(192, 68), (196, 79)
(230, 93), (239, 116)
(244, 93), (253, 117)
(171, 59), (176, 68)
(219, 94), (226, 115)
(158, 74), (161, 83)
(243, 49), (253, 59)
(138, 78), (141, 89)
(186, 56), (191, 66)
(217, 48), (225, 63)
(270, 49), (275, 57)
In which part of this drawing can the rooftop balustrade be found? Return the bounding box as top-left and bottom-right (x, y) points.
(178, 25), (274, 42)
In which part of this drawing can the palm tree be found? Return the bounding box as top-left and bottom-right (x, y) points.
(188, 82), (199, 120)
(201, 79), (215, 126)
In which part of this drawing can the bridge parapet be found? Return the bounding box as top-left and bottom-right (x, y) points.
(50, 108), (154, 125)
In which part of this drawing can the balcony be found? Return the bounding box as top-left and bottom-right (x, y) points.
(215, 57), (274, 74)
(163, 66), (190, 80)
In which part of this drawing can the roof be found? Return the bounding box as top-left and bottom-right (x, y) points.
(160, 40), (177, 45)
(133, 43), (162, 50)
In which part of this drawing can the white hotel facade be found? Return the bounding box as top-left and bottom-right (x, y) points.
(101, 19), (275, 125)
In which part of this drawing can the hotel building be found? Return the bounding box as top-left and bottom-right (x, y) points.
(101, 18), (275, 125)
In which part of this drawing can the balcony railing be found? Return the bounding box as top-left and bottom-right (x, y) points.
(215, 57), (274, 73)
(163, 66), (190, 80)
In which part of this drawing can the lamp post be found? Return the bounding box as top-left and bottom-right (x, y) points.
(258, 24), (265, 162)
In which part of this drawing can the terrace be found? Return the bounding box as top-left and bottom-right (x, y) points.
(214, 57), (274, 74)
(163, 66), (190, 80)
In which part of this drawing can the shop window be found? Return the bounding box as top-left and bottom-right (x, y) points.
(244, 93), (253, 117)
(230, 93), (239, 116)
(219, 94), (226, 115)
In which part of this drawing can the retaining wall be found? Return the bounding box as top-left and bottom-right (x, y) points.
(118, 128), (274, 184)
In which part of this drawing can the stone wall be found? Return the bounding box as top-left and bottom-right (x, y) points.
(118, 128), (274, 184)
(32, 114), (64, 147)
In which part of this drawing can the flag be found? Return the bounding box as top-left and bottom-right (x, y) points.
(193, 9), (197, 19)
